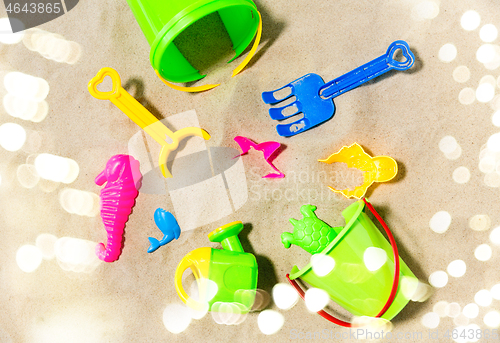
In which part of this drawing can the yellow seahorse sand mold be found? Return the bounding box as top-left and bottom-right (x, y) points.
(319, 142), (398, 199)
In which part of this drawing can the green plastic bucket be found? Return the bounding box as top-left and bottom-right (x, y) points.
(289, 200), (417, 320)
(126, 0), (259, 83)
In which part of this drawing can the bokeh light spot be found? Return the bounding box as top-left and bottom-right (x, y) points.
(272, 283), (299, 310)
(475, 289), (493, 307)
(487, 132), (500, 152)
(400, 276), (419, 300)
(17, 164), (40, 188)
(476, 83), (495, 103)
(461, 10), (481, 31)
(484, 172), (500, 189)
(458, 88), (475, 105)
(3, 72), (49, 101)
(188, 302), (209, 320)
(490, 284), (500, 299)
(54, 237), (101, 273)
(35, 154), (79, 183)
(453, 314), (469, 327)
(484, 311), (500, 328)
(363, 247), (387, 272)
(422, 312), (440, 329)
(16, 245), (43, 272)
(480, 24), (498, 42)
(188, 278), (219, 304)
(469, 214), (491, 231)
(480, 74), (497, 86)
(410, 280), (433, 302)
(492, 227), (500, 245)
(439, 43), (457, 62)
(453, 66), (470, 83)
(411, 1), (440, 21)
(439, 136), (458, 154)
(59, 188), (99, 217)
(433, 301), (448, 317)
(452, 166), (470, 184)
(474, 244), (492, 261)
(445, 145), (462, 160)
(477, 44), (496, 64)
(447, 259), (466, 277)
(479, 156), (496, 173)
(0, 123), (26, 152)
(446, 302), (461, 318)
(492, 110), (500, 126)
(251, 289), (271, 312)
(429, 211), (452, 233)
(162, 304), (191, 334)
(429, 271), (448, 288)
(35, 233), (58, 260)
(351, 316), (393, 336)
(311, 254), (335, 276)
(257, 310), (284, 335)
(304, 288), (330, 312)
(463, 303), (479, 319)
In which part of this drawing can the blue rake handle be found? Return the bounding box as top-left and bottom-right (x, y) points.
(318, 40), (415, 99)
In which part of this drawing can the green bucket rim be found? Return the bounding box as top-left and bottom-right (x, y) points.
(289, 200), (366, 280)
(150, 0), (259, 83)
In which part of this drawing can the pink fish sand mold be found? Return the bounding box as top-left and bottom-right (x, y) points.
(234, 136), (284, 178)
(95, 154), (142, 262)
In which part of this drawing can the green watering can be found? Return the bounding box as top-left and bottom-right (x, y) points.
(175, 221), (258, 313)
(282, 199), (417, 326)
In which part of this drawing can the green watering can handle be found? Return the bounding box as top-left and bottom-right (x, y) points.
(285, 198), (401, 328)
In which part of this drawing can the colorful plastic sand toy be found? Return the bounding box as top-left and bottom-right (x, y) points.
(262, 40), (415, 136)
(147, 208), (181, 253)
(284, 199), (417, 326)
(88, 68), (211, 178)
(126, 0), (262, 92)
(282, 205), (343, 254)
(319, 142), (398, 199)
(95, 155), (142, 262)
(175, 221), (258, 312)
(234, 136), (284, 178)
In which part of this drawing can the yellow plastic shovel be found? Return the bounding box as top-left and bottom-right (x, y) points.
(88, 67), (210, 178)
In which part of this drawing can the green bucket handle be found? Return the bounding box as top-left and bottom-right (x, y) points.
(286, 198), (401, 327)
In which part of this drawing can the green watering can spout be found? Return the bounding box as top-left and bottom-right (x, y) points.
(208, 221), (245, 253)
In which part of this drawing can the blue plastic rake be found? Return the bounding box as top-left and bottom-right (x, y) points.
(262, 40), (415, 137)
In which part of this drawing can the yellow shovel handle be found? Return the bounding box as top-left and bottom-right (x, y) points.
(88, 67), (174, 146)
(88, 68), (211, 178)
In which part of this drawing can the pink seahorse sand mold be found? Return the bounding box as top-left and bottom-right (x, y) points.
(95, 154), (142, 262)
